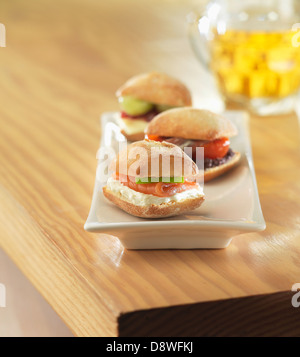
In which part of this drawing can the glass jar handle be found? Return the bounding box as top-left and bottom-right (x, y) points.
(187, 12), (211, 71)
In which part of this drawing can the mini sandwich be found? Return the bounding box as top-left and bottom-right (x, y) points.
(102, 140), (204, 218)
(145, 108), (241, 182)
(115, 72), (192, 141)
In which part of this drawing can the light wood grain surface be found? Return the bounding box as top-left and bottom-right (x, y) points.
(0, 0), (300, 337)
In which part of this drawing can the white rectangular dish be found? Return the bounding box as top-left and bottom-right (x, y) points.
(84, 111), (266, 249)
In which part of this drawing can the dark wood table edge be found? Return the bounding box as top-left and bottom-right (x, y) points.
(118, 291), (300, 337)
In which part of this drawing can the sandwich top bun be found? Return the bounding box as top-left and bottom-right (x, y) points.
(145, 107), (238, 141)
(111, 139), (199, 179)
(116, 72), (192, 107)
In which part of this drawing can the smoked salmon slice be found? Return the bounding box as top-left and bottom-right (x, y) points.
(114, 174), (199, 197)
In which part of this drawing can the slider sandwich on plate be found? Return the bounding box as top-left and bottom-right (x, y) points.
(102, 140), (205, 218)
(115, 72), (192, 141)
(145, 107), (241, 182)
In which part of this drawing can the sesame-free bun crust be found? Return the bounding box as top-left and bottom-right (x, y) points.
(102, 186), (204, 218)
(204, 151), (241, 182)
(112, 139), (199, 179)
(116, 72), (192, 107)
(146, 107), (238, 140)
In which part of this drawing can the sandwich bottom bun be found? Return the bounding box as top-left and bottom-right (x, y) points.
(120, 129), (145, 142)
(204, 151), (241, 182)
(116, 115), (148, 142)
(102, 185), (205, 219)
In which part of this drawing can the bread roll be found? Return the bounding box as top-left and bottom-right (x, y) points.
(116, 72), (192, 107)
(145, 107), (238, 141)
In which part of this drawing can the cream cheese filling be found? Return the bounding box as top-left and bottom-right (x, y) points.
(106, 177), (203, 206)
(116, 115), (148, 135)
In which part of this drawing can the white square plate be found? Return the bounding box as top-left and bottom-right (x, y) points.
(84, 111), (266, 249)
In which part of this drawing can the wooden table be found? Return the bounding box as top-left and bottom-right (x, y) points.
(0, 0), (300, 337)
